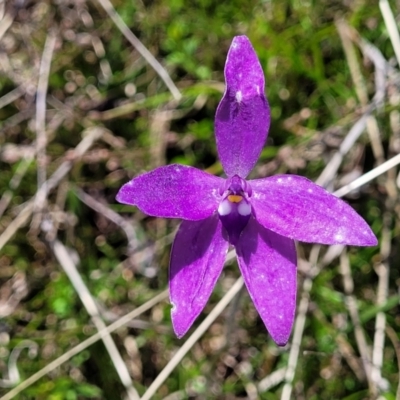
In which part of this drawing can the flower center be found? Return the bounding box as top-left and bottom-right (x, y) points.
(218, 175), (252, 245)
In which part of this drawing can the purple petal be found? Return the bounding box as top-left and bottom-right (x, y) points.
(170, 215), (229, 337)
(251, 175), (378, 246)
(215, 35), (270, 178)
(236, 217), (297, 346)
(116, 164), (224, 220)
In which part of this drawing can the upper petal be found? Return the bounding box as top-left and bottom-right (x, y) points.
(215, 35), (270, 178)
(236, 217), (297, 346)
(170, 215), (229, 337)
(116, 164), (224, 220)
(251, 175), (378, 246)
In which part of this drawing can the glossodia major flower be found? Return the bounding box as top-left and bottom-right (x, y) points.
(117, 35), (377, 346)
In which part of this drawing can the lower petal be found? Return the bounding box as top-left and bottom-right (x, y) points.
(236, 217), (297, 346)
(170, 215), (229, 338)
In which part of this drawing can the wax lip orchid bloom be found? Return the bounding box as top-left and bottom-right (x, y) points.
(117, 35), (377, 346)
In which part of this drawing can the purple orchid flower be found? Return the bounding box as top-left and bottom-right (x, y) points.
(116, 35), (377, 346)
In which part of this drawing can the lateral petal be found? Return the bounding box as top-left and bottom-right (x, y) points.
(215, 35), (270, 178)
(251, 175), (378, 246)
(116, 164), (224, 220)
(170, 215), (229, 337)
(236, 217), (297, 346)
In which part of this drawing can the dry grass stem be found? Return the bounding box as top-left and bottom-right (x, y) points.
(50, 240), (140, 400)
(32, 30), (57, 230)
(385, 325), (400, 400)
(316, 112), (370, 188)
(0, 158), (33, 218)
(280, 86), (386, 397)
(258, 367), (287, 393)
(74, 187), (139, 254)
(0, 86), (25, 109)
(281, 245), (323, 400)
(333, 152), (400, 198)
(339, 251), (374, 389)
(140, 277), (244, 400)
(371, 213), (392, 393)
(379, 0), (400, 67)
(336, 20), (385, 165)
(0, 126), (104, 251)
(0, 9), (13, 42)
(335, 334), (366, 381)
(35, 30), (57, 187)
(0, 291), (168, 400)
(0, 341), (38, 388)
(96, 0), (182, 100)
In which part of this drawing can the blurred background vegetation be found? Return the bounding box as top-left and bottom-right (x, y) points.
(0, 0), (399, 399)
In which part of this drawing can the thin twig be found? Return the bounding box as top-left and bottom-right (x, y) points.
(0, 341), (38, 388)
(32, 30), (57, 229)
(333, 152), (400, 198)
(316, 111), (371, 188)
(73, 186), (139, 254)
(335, 334), (365, 381)
(279, 113), (387, 398)
(281, 245), (323, 400)
(316, 20), (390, 190)
(0, 127), (104, 252)
(385, 325), (400, 400)
(371, 213), (392, 393)
(279, 244), (345, 398)
(50, 240), (140, 400)
(0, 291), (168, 400)
(35, 30), (56, 188)
(369, 50), (398, 390)
(351, 30), (388, 112)
(140, 277), (244, 400)
(339, 250), (374, 389)
(336, 20), (385, 165)
(96, 0), (181, 100)
(379, 0), (400, 67)
(0, 108), (35, 134)
(0, 158), (33, 218)
(280, 94), (379, 397)
(0, 9), (14, 42)
(258, 367), (287, 393)
(0, 111), (66, 218)
(0, 86), (25, 109)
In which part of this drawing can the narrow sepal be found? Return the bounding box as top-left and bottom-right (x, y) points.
(170, 215), (229, 337)
(116, 164), (224, 220)
(236, 217), (297, 346)
(251, 175), (378, 246)
(215, 35), (270, 178)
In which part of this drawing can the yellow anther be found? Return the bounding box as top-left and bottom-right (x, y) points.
(227, 195), (243, 203)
